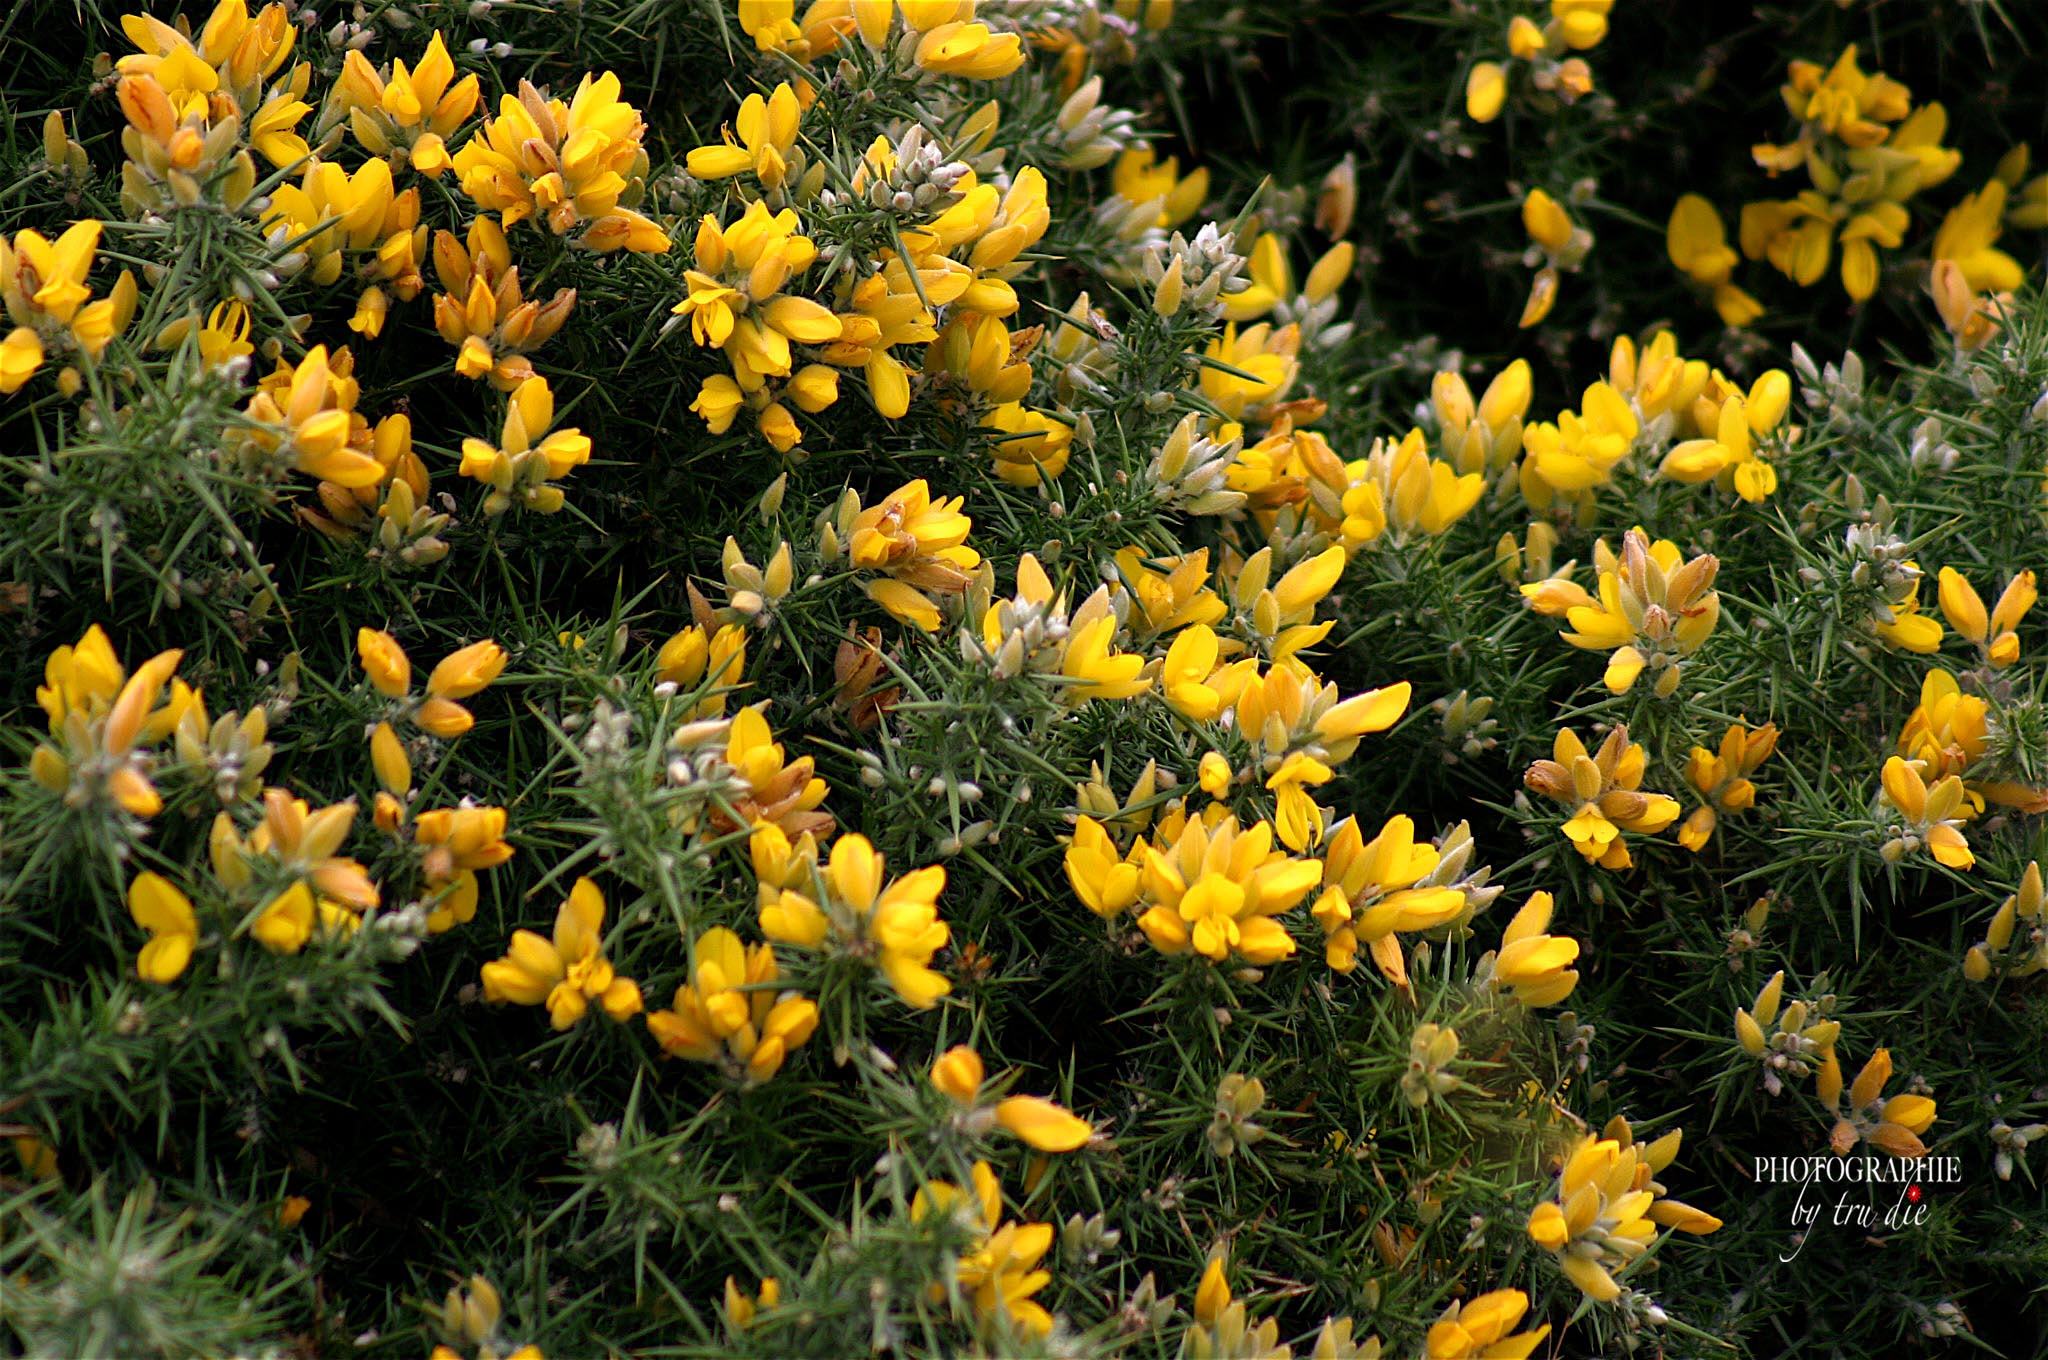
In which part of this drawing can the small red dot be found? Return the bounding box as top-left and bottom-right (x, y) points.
(1907, 1185), (1922, 1203)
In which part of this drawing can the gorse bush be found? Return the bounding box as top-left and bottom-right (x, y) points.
(3, 1), (2048, 1357)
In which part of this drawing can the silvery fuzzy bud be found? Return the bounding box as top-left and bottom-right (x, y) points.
(1908, 416), (1957, 471)
(1097, 191), (1163, 243)
(1052, 77), (1139, 170)
(1790, 342), (1820, 387)
(1143, 223), (1247, 318)
(1061, 1211), (1122, 1267)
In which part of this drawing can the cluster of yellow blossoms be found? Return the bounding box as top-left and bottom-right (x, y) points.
(1465, 1), (1614, 123)
(114, 1), (310, 214)
(482, 879), (643, 1031)
(1181, 1257), (1550, 1360)
(1964, 862), (2047, 982)
(1, 221), (136, 395)
(1529, 527), (1720, 697)
(1743, 46), (1958, 303)
(1662, 43), (2047, 324)
(1526, 1118), (1721, 1302)
(1523, 725), (1681, 870)
(671, 81), (1060, 465)
(90, 5), (664, 545)
(31, 624), (184, 820)
(1453, 331), (1797, 530)
(911, 1161), (1054, 1340)
(31, 614), (522, 988)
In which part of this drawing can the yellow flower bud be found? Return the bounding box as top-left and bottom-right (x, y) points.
(930, 1044), (985, 1105)
(357, 628), (412, 698)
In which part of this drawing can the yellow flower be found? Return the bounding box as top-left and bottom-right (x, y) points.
(1738, 48), (1951, 304)
(1822, 1047), (1936, 1159)
(1480, 890), (1579, 1006)
(645, 926), (818, 1084)
(0, 220), (137, 393)
(1466, 61), (1507, 123)
(910, 1162), (1055, 1339)
(413, 805), (515, 887)
(1766, 45), (1909, 152)
(1111, 547), (1227, 640)
(1526, 1119), (1720, 1303)
(1133, 813), (1319, 966)
(357, 627), (412, 698)
(1667, 194), (1763, 326)
(1198, 752), (1233, 801)
(154, 299), (256, 368)
(261, 158), (429, 332)
(1937, 567), (2034, 669)
(1518, 188), (1591, 328)
(709, 705), (836, 840)
(687, 82), (801, 189)
(1659, 370), (1791, 502)
(1523, 726), (1681, 870)
(762, 834), (951, 1009)
(1214, 543), (1348, 662)
(1514, 380), (1638, 522)
(1678, 722), (1779, 851)
(906, 11), (1027, 80)
(1544, 527), (1720, 696)
(1065, 814), (1145, 920)
(1423, 1288), (1550, 1360)
(656, 622), (749, 717)
(1890, 669), (2048, 816)
(972, 555), (1149, 701)
(979, 400), (1073, 487)
(1733, 969), (1840, 1095)
(1549, 0), (1612, 50)
(113, 3), (310, 211)
(452, 72), (668, 250)
(459, 375), (592, 516)
(30, 624), (188, 818)
(1198, 321), (1300, 426)
(1109, 146), (1209, 229)
(1433, 359), (1531, 476)
(212, 787), (380, 919)
(1339, 427), (1484, 550)
(674, 201), (839, 396)
(480, 877), (643, 1030)
(1928, 257), (2010, 354)
(237, 345), (384, 488)
(336, 30), (479, 177)
(723, 1275), (781, 1332)
(1932, 178), (2024, 295)
(129, 871), (199, 984)
(1606, 330), (1713, 433)
(1311, 814), (1466, 981)
(1878, 756), (1973, 871)
(1176, 1251), (1292, 1357)
(822, 478), (980, 632)
(1963, 861), (2046, 982)
(358, 630), (504, 735)
(928, 1045), (1094, 1151)
(1232, 663), (1411, 787)
(432, 216), (577, 390)
(1896, 674), (1985, 786)
(1217, 231), (1351, 325)
(427, 638), (508, 699)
